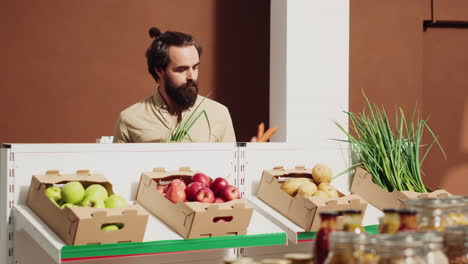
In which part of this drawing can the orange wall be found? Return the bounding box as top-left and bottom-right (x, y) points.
(0, 0), (270, 143)
(350, 0), (468, 195)
(422, 27), (468, 195)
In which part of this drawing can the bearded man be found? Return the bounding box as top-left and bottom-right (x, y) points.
(113, 27), (236, 143)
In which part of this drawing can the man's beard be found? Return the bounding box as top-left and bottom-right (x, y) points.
(165, 77), (199, 111)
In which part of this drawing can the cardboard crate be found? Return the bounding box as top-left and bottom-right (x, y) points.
(350, 167), (451, 210)
(257, 166), (368, 231)
(136, 167), (254, 239)
(26, 170), (149, 245)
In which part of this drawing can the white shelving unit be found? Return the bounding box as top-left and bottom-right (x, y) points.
(1, 143), (288, 264)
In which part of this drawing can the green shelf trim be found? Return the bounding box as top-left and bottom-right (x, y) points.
(297, 225), (379, 241)
(297, 231), (316, 241)
(61, 233), (287, 259)
(364, 224), (379, 234)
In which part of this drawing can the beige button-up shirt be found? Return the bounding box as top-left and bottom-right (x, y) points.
(113, 92), (236, 143)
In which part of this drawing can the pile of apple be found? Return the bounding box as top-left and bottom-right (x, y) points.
(280, 164), (340, 198)
(45, 182), (128, 209)
(157, 173), (240, 204)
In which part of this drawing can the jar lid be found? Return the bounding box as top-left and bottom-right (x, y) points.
(404, 197), (465, 209)
(378, 232), (425, 248)
(383, 208), (398, 214)
(319, 211), (340, 217)
(330, 231), (358, 244)
(396, 208), (417, 215)
(355, 233), (377, 245)
(341, 209), (362, 215)
(421, 231), (443, 243)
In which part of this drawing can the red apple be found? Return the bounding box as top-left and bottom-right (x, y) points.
(210, 177), (229, 195)
(214, 197), (225, 203)
(220, 185), (240, 201)
(165, 185), (187, 203)
(195, 187), (215, 203)
(191, 173), (211, 188)
(185, 182), (205, 201)
(213, 216), (233, 223)
(156, 185), (167, 194)
(169, 179), (187, 190)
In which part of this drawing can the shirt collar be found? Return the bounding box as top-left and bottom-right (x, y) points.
(152, 89), (169, 111)
(151, 89), (203, 113)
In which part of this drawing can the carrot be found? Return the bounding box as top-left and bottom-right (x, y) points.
(257, 126), (277, 142)
(257, 122), (265, 139)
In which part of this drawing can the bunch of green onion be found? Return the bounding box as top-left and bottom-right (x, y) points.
(334, 94), (446, 192)
(165, 95), (211, 142)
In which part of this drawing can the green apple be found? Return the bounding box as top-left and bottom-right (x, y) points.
(84, 184), (108, 200)
(61, 182), (85, 204)
(45, 186), (62, 203)
(101, 224), (119, 231)
(60, 203), (75, 209)
(80, 196), (105, 208)
(104, 195), (128, 208)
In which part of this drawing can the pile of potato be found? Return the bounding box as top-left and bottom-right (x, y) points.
(280, 164), (339, 198)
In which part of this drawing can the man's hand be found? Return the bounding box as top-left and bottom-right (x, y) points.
(252, 123), (276, 142)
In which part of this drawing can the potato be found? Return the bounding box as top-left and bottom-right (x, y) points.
(280, 178), (311, 196)
(318, 182), (333, 191)
(295, 181), (318, 198)
(316, 183), (340, 198)
(312, 190), (329, 198)
(312, 164), (333, 184)
(325, 188), (339, 198)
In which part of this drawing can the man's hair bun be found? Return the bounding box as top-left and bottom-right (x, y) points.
(148, 27), (161, 39)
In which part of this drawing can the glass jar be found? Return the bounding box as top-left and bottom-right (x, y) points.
(404, 197), (466, 231)
(397, 209), (418, 232)
(421, 231), (449, 264)
(460, 196), (468, 225)
(376, 232), (427, 264)
(443, 226), (468, 264)
(324, 231), (358, 264)
(355, 233), (378, 264)
(379, 209), (400, 234)
(283, 253), (313, 264)
(341, 209), (365, 234)
(314, 211), (340, 264)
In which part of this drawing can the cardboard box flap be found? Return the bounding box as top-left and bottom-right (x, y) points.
(65, 207), (80, 223)
(152, 167), (167, 173)
(262, 166), (313, 184)
(187, 199), (252, 212)
(31, 176), (43, 190)
(143, 167), (202, 183)
(422, 189), (450, 198)
(268, 166), (312, 176)
(35, 170), (109, 184)
(71, 205), (147, 219)
(139, 174), (153, 187)
(302, 193), (366, 208)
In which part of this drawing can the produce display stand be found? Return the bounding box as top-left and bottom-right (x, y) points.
(1, 142), (382, 264)
(1, 143), (286, 264)
(241, 143), (381, 247)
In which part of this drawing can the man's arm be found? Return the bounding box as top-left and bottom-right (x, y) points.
(113, 114), (131, 143)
